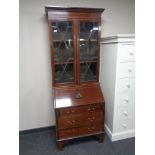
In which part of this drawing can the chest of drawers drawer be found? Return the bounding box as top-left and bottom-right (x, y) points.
(59, 125), (103, 139)
(114, 117), (135, 133)
(115, 92), (135, 107)
(118, 44), (135, 62)
(117, 78), (135, 93)
(114, 106), (135, 120)
(57, 111), (104, 130)
(117, 62), (135, 78)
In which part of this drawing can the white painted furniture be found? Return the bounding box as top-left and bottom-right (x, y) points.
(100, 34), (135, 141)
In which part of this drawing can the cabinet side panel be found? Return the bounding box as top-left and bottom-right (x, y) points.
(100, 43), (118, 132)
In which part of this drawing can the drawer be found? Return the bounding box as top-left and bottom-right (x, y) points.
(117, 78), (135, 93)
(114, 106), (135, 120)
(114, 117), (135, 133)
(58, 112), (104, 129)
(117, 62), (135, 78)
(58, 104), (103, 117)
(115, 92), (135, 107)
(58, 125), (103, 139)
(118, 44), (135, 62)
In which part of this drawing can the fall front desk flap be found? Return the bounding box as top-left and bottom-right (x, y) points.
(54, 84), (104, 108)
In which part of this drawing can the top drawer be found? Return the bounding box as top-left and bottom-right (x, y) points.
(118, 44), (135, 62)
(58, 104), (104, 117)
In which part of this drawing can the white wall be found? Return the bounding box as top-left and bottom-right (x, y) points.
(19, 0), (135, 131)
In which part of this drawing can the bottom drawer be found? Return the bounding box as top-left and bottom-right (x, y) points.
(114, 117), (135, 133)
(58, 125), (103, 139)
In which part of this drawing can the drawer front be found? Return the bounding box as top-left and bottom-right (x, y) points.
(115, 92), (135, 107)
(118, 44), (135, 62)
(114, 106), (135, 120)
(114, 117), (135, 133)
(117, 78), (135, 93)
(58, 104), (103, 117)
(59, 125), (103, 139)
(58, 112), (104, 129)
(118, 62), (135, 78)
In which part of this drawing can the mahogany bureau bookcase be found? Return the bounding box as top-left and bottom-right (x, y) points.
(45, 6), (105, 150)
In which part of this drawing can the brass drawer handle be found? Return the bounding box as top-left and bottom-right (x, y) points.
(88, 117), (95, 122)
(71, 110), (75, 113)
(88, 110), (94, 113)
(66, 110), (75, 114)
(66, 111), (70, 114)
(68, 120), (76, 125)
(68, 129), (75, 134)
(88, 126), (95, 131)
(88, 107), (95, 112)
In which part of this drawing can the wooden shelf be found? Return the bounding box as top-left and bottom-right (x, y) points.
(80, 39), (98, 42)
(80, 60), (98, 63)
(53, 40), (73, 42)
(53, 39), (98, 42)
(54, 61), (74, 65)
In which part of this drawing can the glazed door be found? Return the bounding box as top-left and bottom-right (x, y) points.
(51, 21), (75, 84)
(78, 21), (100, 82)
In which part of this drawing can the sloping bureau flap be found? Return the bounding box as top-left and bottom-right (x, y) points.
(54, 83), (104, 109)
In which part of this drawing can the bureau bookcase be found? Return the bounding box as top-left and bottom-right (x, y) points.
(45, 6), (105, 150)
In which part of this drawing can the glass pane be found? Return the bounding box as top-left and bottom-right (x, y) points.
(52, 21), (74, 63)
(51, 21), (74, 83)
(79, 22), (99, 61)
(80, 62), (97, 82)
(79, 22), (99, 82)
(54, 64), (74, 83)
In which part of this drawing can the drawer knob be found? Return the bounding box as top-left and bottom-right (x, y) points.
(129, 51), (133, 55)
(122, 124), (127, 129)
(123, 111), (128, 117)
(126, 83), (130, 88)
(124, 98), (129, 103)
(128, 68), (132, 72)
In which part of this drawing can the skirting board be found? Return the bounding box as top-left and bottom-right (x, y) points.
(19, 126), (55, 135)
(105, 124), (135, 141)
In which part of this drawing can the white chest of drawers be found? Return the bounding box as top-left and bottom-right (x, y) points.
(100, 34), (135, 141)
